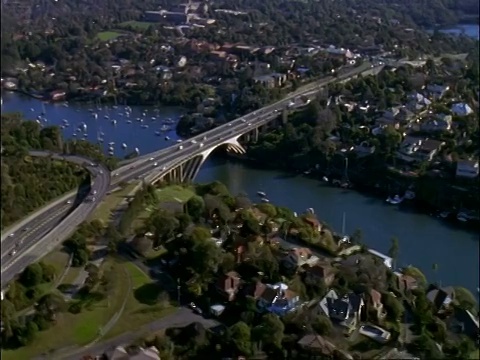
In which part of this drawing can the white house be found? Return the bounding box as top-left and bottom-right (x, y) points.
(451, 103), (473, 116)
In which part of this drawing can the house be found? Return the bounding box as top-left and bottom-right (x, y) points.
(318, 289), (364, 332)
(426, 84), (449, 100)
(253, 73), (287, 88)
(408, 92), (432, 112)
(50, 90), (66, 101)
(420, 114), (452, 133)
(395, 273), (418, 293)
(451, 102), (473, 116)
(216, 271), (241, 301)
(241, 281), (267, 299)
(303, 263), (336, 287)
(256, 283), (300, 315)
(426, 285), (455, 314)
(396, 136), (444, 162)
(268, 288), (300, 316)
(297, 334), (337, 357)
(281, 247), (318, 271)
(354, 141), (376, 157)
(456, 160), (479, 178)
(302, 217), (322, 232)
(448, 307), (480, 342)
(106, 346), (160, 360)
(368, 289), (387, 321)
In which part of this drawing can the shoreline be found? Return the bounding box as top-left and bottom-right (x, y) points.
(215, 152), (480, 232)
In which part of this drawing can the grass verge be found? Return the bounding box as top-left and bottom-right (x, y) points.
(96, 31), (122, 41)
(89, 182), (140, 224)
(2, 258), (129, 360)
(155, 185), (195, 203)
(103, 260), (176, 339)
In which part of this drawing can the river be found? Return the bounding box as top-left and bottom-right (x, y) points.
(2, 92), (479, 294)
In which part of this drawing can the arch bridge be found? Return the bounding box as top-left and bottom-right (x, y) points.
(146, 117), (279, 184)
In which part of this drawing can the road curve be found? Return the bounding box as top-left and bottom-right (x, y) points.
(1, 152), (110, 287)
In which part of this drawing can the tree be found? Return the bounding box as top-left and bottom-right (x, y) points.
(382, 292), (404, 322)
(228, 321), (252, 355)
(388, 237), (399, 269)
(256, 203), (277, 218)
(254, 313), (285, 348)
(20, 263), (44, 287)
(186, 195), (205, 221)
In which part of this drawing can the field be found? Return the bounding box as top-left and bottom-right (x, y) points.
(89, 182), (140, 224)
(118, 21), (153, 30)
(96, 31), (122, 41)
(104, 260), (176, 339)
(155, 185), (195, 203)
(2, 259), (129, 360)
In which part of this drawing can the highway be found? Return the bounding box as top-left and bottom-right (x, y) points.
(1, 153), (111, 287)
(0, 62), (377, 288)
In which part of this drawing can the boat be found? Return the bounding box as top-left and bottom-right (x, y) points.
(304, 170), (311, 175)
(108, 146), (114, 152)
(62, 119), (68, 123)
(257, 191), (267, 197)
(160, 125), (171, 132)
(261, 198), (270, 203)
(30, 108), (35, 112)
(164, 118), (175, 125)
(134, 147), (140, 154)
(104, 115), (109, 119)
(141, 124), (149, 129)
(306, 208), (315, 214)
(165, 136), (170, 141)
(322, 176), (329, 182)
(108, 150), (114, 156)
(108, 141), (115, 146)
(457, 212), (469, 222)
(439, 211), (450, 219)
(93, 113), (98, 119)
(126, 120), (132, 124)
(121, 143), (127, 149)
(155, 131), (162, 136)
(111, 119), (117, 125)
(386, 195), (403, 205)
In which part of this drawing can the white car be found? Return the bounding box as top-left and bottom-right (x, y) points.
(9, 233), (14, 238)
(178, 145), (184, 150)
(203, 136), (207, 140)
(66, 200), (72, 204)
(228, 123), (232, 126)
(149, 157), (154, 161)
(199, 143), (204, 148)
(10, 249), (17, 256)
(153, 162), (158, 166)
(247, 123), (252, 126)
(191, 140), (197, 144)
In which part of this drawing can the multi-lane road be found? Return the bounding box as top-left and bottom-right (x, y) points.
(1, 62), (378, 288)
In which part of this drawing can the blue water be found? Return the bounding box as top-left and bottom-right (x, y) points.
(438, 24), (479, 39)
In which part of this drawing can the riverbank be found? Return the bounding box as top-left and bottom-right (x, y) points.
(218, 151), (480, 232)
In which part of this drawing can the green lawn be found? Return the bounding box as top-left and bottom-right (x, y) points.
(155, 185), (195, 204)
(104, 261), (176, 339)
(2, 259), (129, 360)
(59, 266), (83, 286)
(118, 21), (153, 30)
(96, 31), (122, 41)
(90, 182), (140, 224)
(471, 349), (480, 359)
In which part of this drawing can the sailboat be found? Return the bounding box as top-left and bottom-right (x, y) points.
(338, 212), (350, 245)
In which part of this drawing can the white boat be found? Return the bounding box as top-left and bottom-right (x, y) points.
(306, 208), (315, 214)
(108, 142), (115, 146)
(386, 195), (403, 205)
(126, 120), (132, 124)
(141, 124), (149, 129)
(98, 137), (104, 143)
(121, 143), (127, 149)
(176, 139), (183, 143)
(322, 176), (329, 182)
(62, 119), (68, 123)
(439, 211), (450, 219)
(111, 120), (117, 125)
(160, 125), (171, 131)
(165, 136), (170, 141)
(30, 108), (35, 112)
(261, 198), (270, 203)
(257, 191), (267, 197)
(155, 131), (161, 136)
(304, 170), (311, 175)
(134, 147), (140, 154)
(457, 213), (469, 222)
(93, 113), (98, 119)
(108, 146), (114, 152)
(104, 115), (109, 119)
